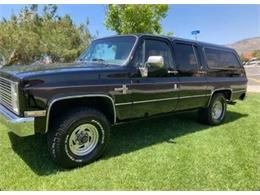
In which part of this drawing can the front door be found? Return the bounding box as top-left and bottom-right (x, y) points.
(127, 37), (179, 119)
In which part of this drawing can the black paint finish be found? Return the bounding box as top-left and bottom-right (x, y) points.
(0, 34), (247, 134)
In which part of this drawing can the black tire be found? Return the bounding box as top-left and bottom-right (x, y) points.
(198, 93), (227, 125)
(47, 107), (110, 168)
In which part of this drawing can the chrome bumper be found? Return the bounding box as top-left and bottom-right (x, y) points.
(0, 105), (35, 137)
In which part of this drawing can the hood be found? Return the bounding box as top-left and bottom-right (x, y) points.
(0, 62), (123, 80)
(1, 62), (80, 74)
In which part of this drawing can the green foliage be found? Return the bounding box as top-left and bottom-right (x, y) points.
(0, 4), (92, 65)
(252, 50), (260, 59)
(163, 31), (174, 36)
(105, 4), (170, 35)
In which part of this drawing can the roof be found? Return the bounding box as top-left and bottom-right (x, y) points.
(97, 33), (236, 52)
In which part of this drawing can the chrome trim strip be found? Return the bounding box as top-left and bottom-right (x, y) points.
(232, 90), (246, 93)
(133, 97), (178, 104)
(115, 94), (211, 106)
(115, 102), (132, 106)
(45, 94), (116, 133)
(179, 94), (211, 99)
(0, 104), (34, 137)
(24, 110), (46, 117)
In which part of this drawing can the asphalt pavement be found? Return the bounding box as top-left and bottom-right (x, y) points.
(245, 66), (260, 92)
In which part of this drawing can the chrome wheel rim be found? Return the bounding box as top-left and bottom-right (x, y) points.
(68, 123), (99, 156)
(212, 100), (223, 120)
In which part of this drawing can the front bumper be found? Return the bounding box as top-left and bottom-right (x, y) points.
(0, 105), (35, 137)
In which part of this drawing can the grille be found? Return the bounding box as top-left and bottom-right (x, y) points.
(0, 77), (13, 111)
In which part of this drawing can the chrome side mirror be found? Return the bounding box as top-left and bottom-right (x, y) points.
(139, 66), (148, 77)
(138, 56), (164, 77)
(146, 56), (164, 68)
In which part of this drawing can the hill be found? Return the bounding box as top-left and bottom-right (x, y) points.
(227, 37), (260, 54)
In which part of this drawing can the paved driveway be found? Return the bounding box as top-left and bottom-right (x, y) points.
(245, 66), (260, 92)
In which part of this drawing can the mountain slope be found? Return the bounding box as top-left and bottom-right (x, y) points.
(227, 37), (260, 54)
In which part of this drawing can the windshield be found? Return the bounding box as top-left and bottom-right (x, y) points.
(78, 36), (136, 66)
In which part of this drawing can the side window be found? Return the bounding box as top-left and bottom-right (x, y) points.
(132, 39), (173, 68)
(174, 43), (198, 71)
(205, 48), (241, 69)
(145, 40), (174, 68)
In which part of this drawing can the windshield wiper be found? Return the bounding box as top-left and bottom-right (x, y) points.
(76, 58), (110, 66)
(91, 58), (105, 63)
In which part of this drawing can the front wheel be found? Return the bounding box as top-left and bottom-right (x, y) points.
(47, 108), (110, 168)
(198, 93), (227, 125)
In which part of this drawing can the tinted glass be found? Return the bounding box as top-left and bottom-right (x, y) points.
(205, 48), (241, 68)
(133, 39), (173, 68)
(193, 46), (201, 67)
(78, 36), (136, 66)
(132, 41), (145, 67)
(174, 43), (198, 71)
(145, 40), (173, 68)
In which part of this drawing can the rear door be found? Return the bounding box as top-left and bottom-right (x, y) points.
(172, 41), (209, 110)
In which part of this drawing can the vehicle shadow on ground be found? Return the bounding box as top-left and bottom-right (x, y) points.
(8, 110), (248, 176)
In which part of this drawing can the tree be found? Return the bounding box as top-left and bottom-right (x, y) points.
(252, 50), (260, 59)
(240, 54), (247, 62)
(105, 4), (169, 35)
(0, 4), (92, 65)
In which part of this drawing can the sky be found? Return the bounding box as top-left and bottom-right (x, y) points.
(0, 4), (259, 45)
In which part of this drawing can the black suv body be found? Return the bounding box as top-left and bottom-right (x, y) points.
(0, 34), (247, 168)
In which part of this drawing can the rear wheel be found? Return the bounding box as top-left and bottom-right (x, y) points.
(47, 108), (110, 168)
(199, 93), (227, 125)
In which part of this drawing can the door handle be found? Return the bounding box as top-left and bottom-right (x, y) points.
(197, 70), (206, 74)
(168, 70), (179, 75)
(174, 83), (178, 90)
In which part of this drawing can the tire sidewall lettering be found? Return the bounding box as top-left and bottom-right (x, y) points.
(64, 117), (106, 163)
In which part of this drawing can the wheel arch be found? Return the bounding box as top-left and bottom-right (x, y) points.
(45, 94), (116, 133)
(207, 88), (232, 107)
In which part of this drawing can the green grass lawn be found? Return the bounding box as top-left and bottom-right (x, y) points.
(0, 93), (259, 190)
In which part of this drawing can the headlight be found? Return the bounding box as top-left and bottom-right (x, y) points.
(10, 82), (19, 114)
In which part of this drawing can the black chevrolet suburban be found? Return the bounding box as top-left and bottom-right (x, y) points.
(0, 34), (247, 168)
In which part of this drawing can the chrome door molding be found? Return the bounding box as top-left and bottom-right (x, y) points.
(115, 94), (211, 106)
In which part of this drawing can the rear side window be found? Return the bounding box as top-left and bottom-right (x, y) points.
(205, 48), (241, 69)
(174, 43), (198, 71)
